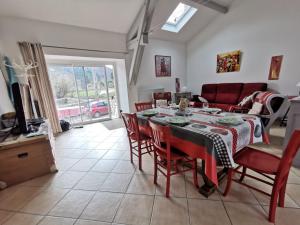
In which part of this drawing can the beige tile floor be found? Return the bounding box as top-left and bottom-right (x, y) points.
(0, 121), (300, 225)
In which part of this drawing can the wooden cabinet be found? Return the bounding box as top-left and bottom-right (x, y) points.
(0, 134), (57, 189)
(284, 97), (300, 167)
(174, 92), (192, 104)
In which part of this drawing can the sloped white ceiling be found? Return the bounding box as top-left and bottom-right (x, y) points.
(149, 0), (233, 42)
(0, 0), (233, 42)
(0, 0), (144, 34)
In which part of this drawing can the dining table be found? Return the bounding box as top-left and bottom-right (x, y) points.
(137, 106), (268, 197)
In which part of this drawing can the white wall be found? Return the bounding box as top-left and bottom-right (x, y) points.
(0, 16), (130, 115)
(128, 38), (187, 110)
(187, 0), (300, 96)
(0, 16), (127, 60)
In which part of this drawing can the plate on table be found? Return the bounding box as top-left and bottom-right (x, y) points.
(166, 116), (190, 126)
(200, 108), (222, 113)
(216, 116), (244, 126)
(142, 110), (158, 117)
(155, 114), (166, 118)
(175, 110), (193, 116)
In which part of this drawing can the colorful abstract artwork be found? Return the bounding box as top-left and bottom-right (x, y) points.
(268, 55), (283, 80)
(216, 50), (241, 73)
(155, 55), (171, 77)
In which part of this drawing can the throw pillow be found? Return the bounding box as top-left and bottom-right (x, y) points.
(198, 96), (208, 103)
(238, 91), (261, 108)
(238, 95), (252, 107)
(248, 102), (263, 115)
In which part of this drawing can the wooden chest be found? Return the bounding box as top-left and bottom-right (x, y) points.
(0, 134), (56, 189)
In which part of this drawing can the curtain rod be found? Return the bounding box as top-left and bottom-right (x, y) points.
(42, 44), (128, 54)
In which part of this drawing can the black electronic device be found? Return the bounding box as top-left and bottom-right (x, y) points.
(11, 82), (28, 134)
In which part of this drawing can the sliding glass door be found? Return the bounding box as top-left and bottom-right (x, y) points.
(48, 64), (119, 125)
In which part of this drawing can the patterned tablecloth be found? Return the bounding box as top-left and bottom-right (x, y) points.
(137, 107), (267, 185)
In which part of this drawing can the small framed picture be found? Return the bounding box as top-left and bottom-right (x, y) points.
(155, 55), (171, 77)
(268, 55), (283, 80)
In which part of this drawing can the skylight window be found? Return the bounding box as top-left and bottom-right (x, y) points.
(162, 2), (197, 33)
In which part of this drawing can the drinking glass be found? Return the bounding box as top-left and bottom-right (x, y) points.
(203, 102), (209, 108)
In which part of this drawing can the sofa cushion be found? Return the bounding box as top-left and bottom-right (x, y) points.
(215, 83), (243, 104)
(238, 83), (267, 102)
(201, 84), (217, 102)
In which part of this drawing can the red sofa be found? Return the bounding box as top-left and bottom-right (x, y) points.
(191, 83), (268, 112)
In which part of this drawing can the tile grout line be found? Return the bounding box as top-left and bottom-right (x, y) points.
(19, 185), (71, 215)
(75, 190), (100, 221)
(246, 181), (277, 219)
(110, 166), (136, 224)
(149, 194), (157, 225)
(219, 193), (234, 225)
(42, 169), (92, 219)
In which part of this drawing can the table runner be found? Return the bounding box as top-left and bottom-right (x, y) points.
(137, 107), (266, 185)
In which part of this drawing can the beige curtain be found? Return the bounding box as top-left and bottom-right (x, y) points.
(18, 42), (62, 134)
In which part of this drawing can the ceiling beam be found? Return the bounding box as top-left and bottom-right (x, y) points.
(188, 0), (229, 14)
(127, 0), (158, 85)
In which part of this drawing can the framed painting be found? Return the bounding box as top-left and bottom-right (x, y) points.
(155, 55), (171, 77)
(268, 55), (283, 80)
(216, 50), (241, 73)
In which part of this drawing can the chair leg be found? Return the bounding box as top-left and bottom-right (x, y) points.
(166, 160), (171, 198)
(223, 169), (234, 196)
(279, 178), (288, 208)
(138, 142), (142, 170)
(193, 159), (199, 188)
(154, 151), (158, 185)
(269, 188), (280, 223)
(129, 139), (133, 163)
(239, 167), (247, 182)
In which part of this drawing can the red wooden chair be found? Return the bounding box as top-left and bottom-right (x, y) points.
(223, 130), (300, 222)
(149, 120), (199, 197)
(135, 102), (153, 112)
(121, 112), (153, 170)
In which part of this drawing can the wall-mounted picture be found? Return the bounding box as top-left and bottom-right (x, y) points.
(268, 55), (283, 80)
(155, 55), (171, 77)
(216, 50), (241, 73)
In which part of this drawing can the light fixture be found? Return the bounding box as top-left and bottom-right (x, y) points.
(161, 2), (198, 33)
